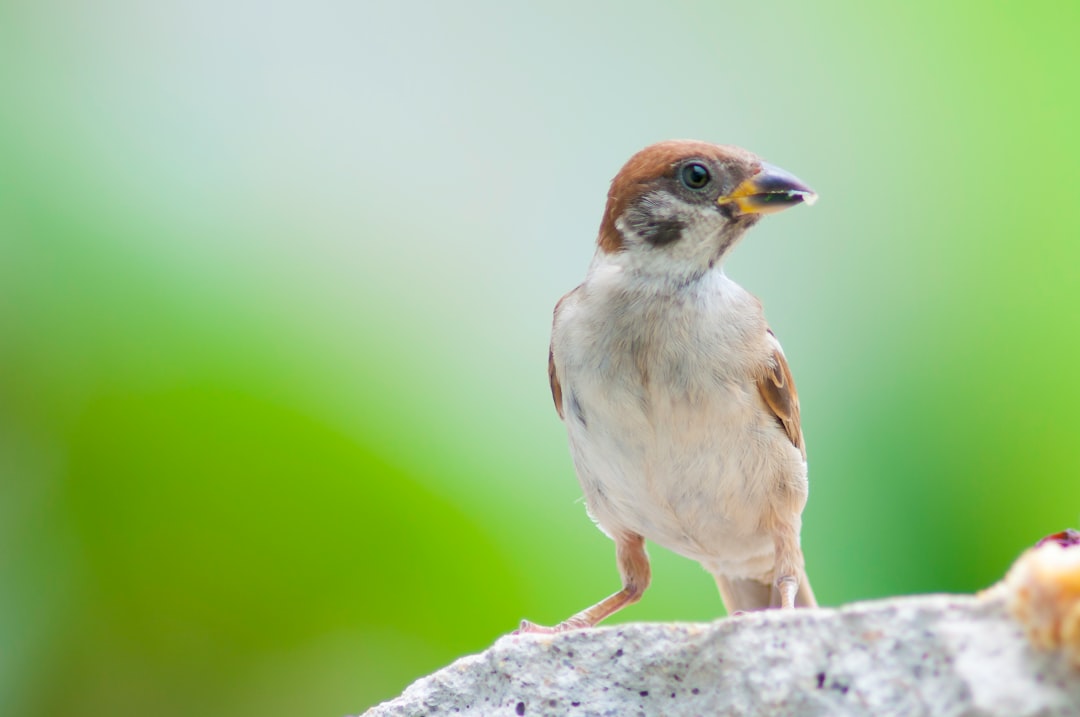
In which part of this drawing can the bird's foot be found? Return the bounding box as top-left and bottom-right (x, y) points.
(776, 575), (798, 609)
(514, 617), (590, 635)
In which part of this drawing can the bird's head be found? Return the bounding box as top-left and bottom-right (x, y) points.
(596, 140), (816, 279)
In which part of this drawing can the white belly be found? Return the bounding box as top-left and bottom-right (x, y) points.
(553, 269), (806, 580)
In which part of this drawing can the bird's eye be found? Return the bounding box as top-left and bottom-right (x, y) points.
(680, 162), (711, 190)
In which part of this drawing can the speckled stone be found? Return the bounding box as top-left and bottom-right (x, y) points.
(360, 594), (1080, 717)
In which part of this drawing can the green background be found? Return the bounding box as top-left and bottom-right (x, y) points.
(2, 1), (1078, 715)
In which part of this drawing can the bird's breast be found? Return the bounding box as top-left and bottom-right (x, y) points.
(552, 272), (804, 576)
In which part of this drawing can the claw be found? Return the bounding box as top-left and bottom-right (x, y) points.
(515, 616), (591, 635)
(514, 619), (553, 635)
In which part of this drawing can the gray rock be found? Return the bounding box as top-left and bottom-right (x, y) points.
(361, 594), (1080, 717)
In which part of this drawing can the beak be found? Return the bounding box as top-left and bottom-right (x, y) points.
(717, 163), (817, 216)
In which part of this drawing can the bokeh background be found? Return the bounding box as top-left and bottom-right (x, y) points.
(2, 1), (1079, 715)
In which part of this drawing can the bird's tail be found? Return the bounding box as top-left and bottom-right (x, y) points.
(714, 566), (816, 613)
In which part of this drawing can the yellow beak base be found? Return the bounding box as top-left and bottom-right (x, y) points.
(718, 163), (817, 216)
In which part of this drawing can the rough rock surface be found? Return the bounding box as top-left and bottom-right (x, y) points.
(361, 594), (1080, 717)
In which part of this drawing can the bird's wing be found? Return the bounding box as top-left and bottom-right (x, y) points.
(756, 329), (805, 459)
(548, 347), (563, 419)
(548, 287), (580, 420)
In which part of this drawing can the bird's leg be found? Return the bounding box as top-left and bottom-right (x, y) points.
(517, 532), (650, 634)
(776, 574), (799, 610)
(764, 507), (807, 609)
(756, 472), (817, 610)
(769, 513), (813, 610)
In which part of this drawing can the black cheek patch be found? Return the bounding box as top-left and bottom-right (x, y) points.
(640, 218), (686, 246)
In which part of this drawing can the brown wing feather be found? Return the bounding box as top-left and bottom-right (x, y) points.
(756, 330), (805, 459)
(548, 347), (563, 419)
(548, 288), (580, 420)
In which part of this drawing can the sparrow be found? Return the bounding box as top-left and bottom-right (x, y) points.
(520, 140), (818, 634)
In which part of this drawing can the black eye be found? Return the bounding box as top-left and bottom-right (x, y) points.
(680, 162), (711, 190)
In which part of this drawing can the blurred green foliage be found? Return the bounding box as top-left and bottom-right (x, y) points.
(1, 1), (1079, 715)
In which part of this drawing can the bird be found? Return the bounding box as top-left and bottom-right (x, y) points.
(519, 140), (818, 634)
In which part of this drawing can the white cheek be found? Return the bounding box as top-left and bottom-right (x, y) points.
(611, 202), (727, 278)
